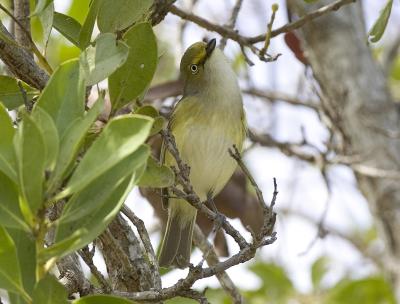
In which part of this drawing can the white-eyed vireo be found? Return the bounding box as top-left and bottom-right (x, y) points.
(159, 39), (246, 268)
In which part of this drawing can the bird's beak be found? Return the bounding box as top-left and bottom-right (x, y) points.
(205, 38), (216, 59)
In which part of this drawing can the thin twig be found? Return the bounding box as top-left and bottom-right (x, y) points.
(228, 145), (277, 240)
(193, 225), (244, 304)
(17, 80), (32, 112)
(169, 0), (356, 60)
(106, 137), (278, 303)
(78, 246), (111, 293)
(113, 230), (277, 302)
(243, 88), (320, 111)
(247, 0), (357, 43)
(280, 207), (382, 266)
(219, 0), (243, 50)
(259, 3), (279, 59)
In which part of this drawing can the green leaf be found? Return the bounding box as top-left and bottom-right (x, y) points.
(32, 0), (53, 16)
(53, 146), (149, 258)
(57, 114), (153, 198)
(7, 228), (37, 295)
(53, 12), (82, 47)
(0, 76), (38, 110)
(33, 275), (68, 304)
(14, 115), (46, 215)
(0, 226), (30, 301)
(97, 0), (153, 33)
(38, 2), (54, 46)
(135, 105), (159, 117)
(135, 105), (165, 135)
(368, 0), (393, 43)
(0, 172), (29, 231)
(31, 107), (59, 171)
(109, 22), (157, 110)
(36, 59), (85, 137)
(327, 277), (396, 304)
(60, 145), (149, 223)
(248, 262), (294, 303)
(79, 0), (103, 48)
(49, 96), (104, 191)
(80, 33), (129, 86)
(0, 103), (17, 181)
(138, 155), (174, 188)
(38, 229), (86, 262)
(74, 295), (137, 304)
(311, 256), (329, 290)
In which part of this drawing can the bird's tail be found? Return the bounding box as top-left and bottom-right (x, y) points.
(158, 199), (196, 269)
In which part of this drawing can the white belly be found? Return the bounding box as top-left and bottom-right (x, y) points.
(179, 124), (238, 200)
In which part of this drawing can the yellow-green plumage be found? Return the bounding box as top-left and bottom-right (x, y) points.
(158, 40), (246, 268)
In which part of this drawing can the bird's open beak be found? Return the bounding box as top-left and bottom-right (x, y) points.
(205, 38), (216, 58)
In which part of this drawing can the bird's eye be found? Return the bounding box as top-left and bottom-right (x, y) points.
(190, 64), (198, 74)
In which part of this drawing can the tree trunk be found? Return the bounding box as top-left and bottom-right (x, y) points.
(290, 0), (400, 297)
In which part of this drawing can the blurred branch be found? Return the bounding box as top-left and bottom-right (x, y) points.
(219, 0), (243, 50)
(259, 3), (279, 59)
(0, 21), (49, 89)
(193, 225), (243, 304)
(249, 131), (318, 163)
(144, 80), (320, 114)
(168, 0), (356, 63)
(243, 88), (320, 111)
(248, 0), (357, 44)
(168, 5), (275, 63)
(280, 208), (383, 267)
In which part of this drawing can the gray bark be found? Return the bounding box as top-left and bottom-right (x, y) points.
(290, 0), (400, 297)
(13, 0), (32, 53)
(0, 22), (48, 89)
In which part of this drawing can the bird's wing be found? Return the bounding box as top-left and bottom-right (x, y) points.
(160, 95), (192, 209)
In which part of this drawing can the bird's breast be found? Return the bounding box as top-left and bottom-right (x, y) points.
(168, 103), (244, 200)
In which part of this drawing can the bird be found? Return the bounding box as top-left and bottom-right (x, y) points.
(158, 38), (246, 268)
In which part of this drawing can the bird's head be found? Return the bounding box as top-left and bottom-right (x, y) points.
(179, 39), (217, 94)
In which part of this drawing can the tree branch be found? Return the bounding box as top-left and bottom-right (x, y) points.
(0, 3), (53, 74)
(13, 0), (32, 54)
(150, 0), (177, 26)
(248, 0), (357, 44)
(219, 0), (243, 50)
(0, 21), (49, 89)
(78, 245), (111, 293)
(193, 225), (244, 304)
(121, 205), (162, 290)
(168, 0), (356, 59)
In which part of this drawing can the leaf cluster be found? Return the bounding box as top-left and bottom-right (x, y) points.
(0, 1), (173, 303)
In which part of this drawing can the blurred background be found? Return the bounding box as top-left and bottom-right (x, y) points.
(2, 0), (400, 303)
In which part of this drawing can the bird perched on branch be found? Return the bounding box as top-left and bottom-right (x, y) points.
(159, 38), (246, 268)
